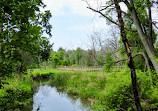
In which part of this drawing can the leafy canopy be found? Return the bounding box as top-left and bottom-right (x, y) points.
(0, 0), (52, 75)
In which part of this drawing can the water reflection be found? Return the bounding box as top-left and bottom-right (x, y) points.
(32, 85), (91, 111)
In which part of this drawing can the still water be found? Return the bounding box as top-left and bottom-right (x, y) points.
(32, 85), (91, 111)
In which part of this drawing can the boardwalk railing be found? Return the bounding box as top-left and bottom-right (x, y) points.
(57, 66), (125, 72)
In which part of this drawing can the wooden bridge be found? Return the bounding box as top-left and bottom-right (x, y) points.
(57, 66), (125, 72)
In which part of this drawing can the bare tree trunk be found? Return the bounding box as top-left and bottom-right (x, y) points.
(0, 25), (3, 63)
(114, 0), (142, 110)
(124, 0), (158, 72)
(147, 0), (152, 43)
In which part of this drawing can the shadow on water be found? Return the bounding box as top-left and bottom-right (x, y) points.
(32, 84), (92, 111)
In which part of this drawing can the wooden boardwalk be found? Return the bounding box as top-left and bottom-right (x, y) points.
(57, 66), (102, 71)
(57, 66), (125, 72)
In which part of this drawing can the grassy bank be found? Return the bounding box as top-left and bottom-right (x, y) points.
(31, 68), (158, 110)
(0, 69), (58, 110)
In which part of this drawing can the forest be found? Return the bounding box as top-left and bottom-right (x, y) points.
(0, 0), (158, 111)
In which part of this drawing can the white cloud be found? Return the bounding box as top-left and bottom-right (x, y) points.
(41, 0), (95, 16)
(66, 16), (110, 33)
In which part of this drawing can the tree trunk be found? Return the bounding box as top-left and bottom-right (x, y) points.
(0, 25), (3, 87)
(114, 0), (142, 110)
(147, 0), (152, 43)
(125, 0), (158, 72)
(0, 25), (3, 63)
(141, 51), (153, 86)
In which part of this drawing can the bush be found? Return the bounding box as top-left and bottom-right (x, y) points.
(0, 74), (33, 110)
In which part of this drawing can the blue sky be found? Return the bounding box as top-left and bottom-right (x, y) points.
(41, 0), (110, 51)
(41, 0), (158, 51)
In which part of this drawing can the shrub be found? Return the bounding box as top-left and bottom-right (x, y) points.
(0, 75), (33, 110)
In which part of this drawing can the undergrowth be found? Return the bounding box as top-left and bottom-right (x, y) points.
(0, 74), (33, 110)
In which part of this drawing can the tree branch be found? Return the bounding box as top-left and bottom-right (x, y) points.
(152, 22), (158, 29)
(88, 7), (119, 25)
(123, 0), (132, 11)
(88, 7), (137, 32)
(95, 52), (149, 67)
(99, 3), (115, 11)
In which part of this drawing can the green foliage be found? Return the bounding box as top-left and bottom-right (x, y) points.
(102, 52), (115, 72)
(50, 53), (60, 67)
(75, 48), (83, 65)
(62, 59), (69, 66)
(0, 68), (57, 110)
(50, 47), (90, 67)
(50, 49), (65, 67)
(28, 68), (58, 77)
(117, 0), (158, 71)
(97, 54), (105, 66)
(95, 68), (133, 110)
(93, 69), (158, 110)
(39, 38), (53, 62)
(0, 74), (33, 110)
(0, 0), (52, 76)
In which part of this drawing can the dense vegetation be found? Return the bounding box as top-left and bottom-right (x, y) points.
(7, 68), (156, 110)
(0, 74), (33, 110)
(1, 0), (158, 110)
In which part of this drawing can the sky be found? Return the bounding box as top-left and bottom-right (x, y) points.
(41, 0), (111, 51)
(41, 0), (158, 51)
